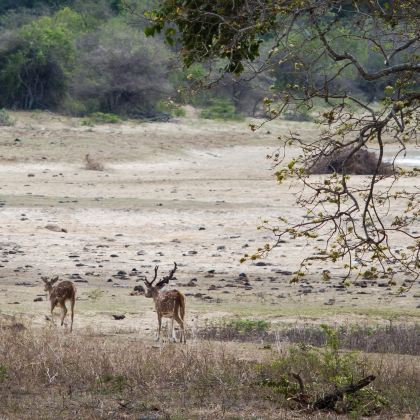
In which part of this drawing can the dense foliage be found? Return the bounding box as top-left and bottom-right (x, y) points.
(1, 0), (413, 119)
(0, 1), (174, 117)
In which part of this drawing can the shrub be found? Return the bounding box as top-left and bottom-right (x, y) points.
(0, 108), (14, 126)
(71, 20), (173, 118)
(81, 112), (121, 126)
(200, 98), (243, 120)
(0, 8), (83, 110)
(257, 325), (389, 416)
(156, 100), (186, 118)
(229, 319), (270, 333)
(173, 107), (186, 117)
(0, 364), (8, 381)
(282, 107), (312, 121)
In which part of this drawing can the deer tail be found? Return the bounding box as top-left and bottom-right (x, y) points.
(178, 292), (186, 321)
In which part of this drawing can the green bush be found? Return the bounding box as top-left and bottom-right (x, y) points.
(229, 319), (270, 333)
(156, 100), (186, 117)
(81, 112), (121, 126)
(200, 98), (242, 121)
(0, 364), (7, 381)
(0, 109), (14, 126)
(173, 107), (186, 117)
(98, 373), (128, 394)
(0, 8), (83, 110)
(257, 325), (388, 416)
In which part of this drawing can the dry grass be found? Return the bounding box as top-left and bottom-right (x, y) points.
(0, 325), (418, 419)
(197, 322), (420, 355)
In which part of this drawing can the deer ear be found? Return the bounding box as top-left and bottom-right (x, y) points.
(51, 276), (59, 284)
(41, 276), (48, 283)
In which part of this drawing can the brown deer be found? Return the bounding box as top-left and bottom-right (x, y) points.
(143, 262), (186, 343)
(41, 276), (76, 332)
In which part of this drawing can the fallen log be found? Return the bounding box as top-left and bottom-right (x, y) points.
(313, 375), (376, 410)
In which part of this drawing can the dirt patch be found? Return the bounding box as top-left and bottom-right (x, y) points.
(0, 111), (418, 338)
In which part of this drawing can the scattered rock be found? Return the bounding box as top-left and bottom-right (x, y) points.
(324, 298), (335, 305)
(15, 281), (33, 286)
(133, 285), (145, 293)
(254, 261), (271, 266)
(355, 280), (368, 288)
(112, 314), (125, 320)
(45, 224), (67, 233)
(34, 297), (43, 302)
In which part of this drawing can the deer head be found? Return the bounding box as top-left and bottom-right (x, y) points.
(143, 262), (177, 298)
(41, 275), (59, 292)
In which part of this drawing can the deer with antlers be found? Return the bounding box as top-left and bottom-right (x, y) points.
(41, 276), (76, 332)
(143, 262), (186, 343)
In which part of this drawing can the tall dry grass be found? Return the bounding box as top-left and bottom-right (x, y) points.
(0, 324), (418, 419)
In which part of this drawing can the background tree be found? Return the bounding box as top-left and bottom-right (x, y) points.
(0, 8), (83, 109)
(145, 0), (420, 285)
(71, 19), (173, 117)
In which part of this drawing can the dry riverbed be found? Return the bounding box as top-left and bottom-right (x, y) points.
(0, 111), (418, 338)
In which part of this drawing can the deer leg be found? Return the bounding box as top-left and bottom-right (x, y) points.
(60, 302), (67, 326)
(170, 317), (176, 342)
(70, 297), (75, 332)
(50, 301), (57, 326)
(156, 313), (162, 342)
(174, 314), (185, 344)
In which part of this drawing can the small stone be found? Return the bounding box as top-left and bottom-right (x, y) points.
(133, 285), (145, 293)
(255, 262), (270, 266)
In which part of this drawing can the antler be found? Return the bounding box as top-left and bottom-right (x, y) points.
(156, 262), (177, 288)
(145, 266), (159, 286)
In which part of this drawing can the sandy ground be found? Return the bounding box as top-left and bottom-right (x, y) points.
(0, 111), (418, 338)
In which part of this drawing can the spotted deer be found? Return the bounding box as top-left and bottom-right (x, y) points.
(41, 276), (76, 332)
(143, 262), (186, 343)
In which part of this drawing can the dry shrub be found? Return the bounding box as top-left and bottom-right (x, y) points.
(197, 322), (420, 356)
(84, 153), (104, 171)
(0, 327), (276, 419)
(0, 326), (418, 418)
(309, 147), (393, 175)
